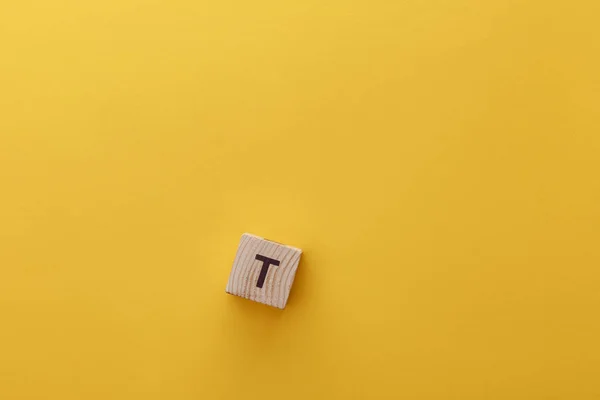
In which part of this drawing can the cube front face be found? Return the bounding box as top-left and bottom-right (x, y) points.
(226, 234), (302, 309)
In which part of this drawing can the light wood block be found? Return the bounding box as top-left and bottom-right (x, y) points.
(226, 233), (302, 309)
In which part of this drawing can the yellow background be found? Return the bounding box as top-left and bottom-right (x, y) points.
(1, 0), (599, 399)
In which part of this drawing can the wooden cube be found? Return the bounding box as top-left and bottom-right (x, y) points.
(226, 233), (302, 309)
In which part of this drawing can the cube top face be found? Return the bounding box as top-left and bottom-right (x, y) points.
(226, 233), (302, 309)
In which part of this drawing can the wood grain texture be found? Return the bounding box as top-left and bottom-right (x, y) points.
(226, 233), (302, 309)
